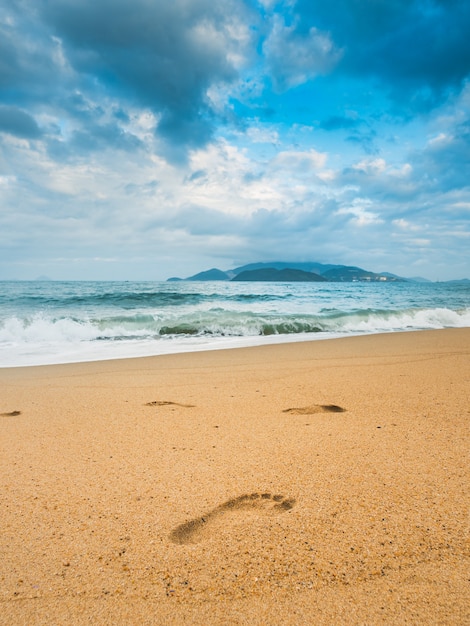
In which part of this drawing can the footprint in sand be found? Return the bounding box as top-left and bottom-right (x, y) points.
(169, 493), (296, 545)
(283, 404), (346, 415)
(145, 401), (195, 408)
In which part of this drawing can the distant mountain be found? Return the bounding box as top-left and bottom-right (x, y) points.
(231, 261), (337, 276)
(406, 276), (432, 283)
(167, 261), (408, 282)
(232, 268), (326, 282)
(186, 268), (230, 281)
(442, 278), (470, 284)
(380, 272), (409, 280)
(322, 266), (404, 282)
(232, 262), (405, 281)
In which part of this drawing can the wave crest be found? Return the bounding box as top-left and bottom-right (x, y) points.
(1, 306), (469, 346)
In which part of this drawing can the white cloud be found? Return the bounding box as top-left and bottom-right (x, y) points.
(316, 169), (336, 182)
(450, 202), (470, 211)
(392, 218), (420, 231)
(187, 139), (284, 214)
(409, 238), (431, 246)
(389, 163), (412, 177)
(427, 132), (452, 147)
(352, 157), (387, 174)
(51, 36), (72, 73)
(263, 15), (342, 91)
(245, 125), (280, 144)
(272, 148), (327, 170)
(337, 198), (383, 226)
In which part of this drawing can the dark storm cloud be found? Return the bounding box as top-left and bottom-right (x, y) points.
(290, 0), (470, 111)
(36, 0), (254, 154)
(0, 105), (41, 138)
(69, 122), (142, 153)
(0, 2), (66, 105)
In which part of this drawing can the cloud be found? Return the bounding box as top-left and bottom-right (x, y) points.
(263, 14), (342, 92)
(414, 119), (470, 191)
(271, 148), (327, 171)
(34, 0), (255, 157)
(0, 105), (41, 138)
(0, 1), (469, 281)
(291, 0), (470, 111)
(337, 198), (383, 226)
(165, 204), (242, 237)
(0, 0), (261, 162)
(1, 1), (79, 112)
(392, 218), (420, 231)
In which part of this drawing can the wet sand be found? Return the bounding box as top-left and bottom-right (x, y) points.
(1, 328), (469, 624)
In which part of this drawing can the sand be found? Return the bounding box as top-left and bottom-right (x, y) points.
(0, 328), (469, 625)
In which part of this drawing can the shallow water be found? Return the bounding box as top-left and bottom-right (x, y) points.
(1, 280), (469, 366)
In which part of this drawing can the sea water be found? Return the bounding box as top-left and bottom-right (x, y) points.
(0, 280), (469, 367)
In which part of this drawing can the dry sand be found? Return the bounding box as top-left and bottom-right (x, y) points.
(0, 328), (469, 625)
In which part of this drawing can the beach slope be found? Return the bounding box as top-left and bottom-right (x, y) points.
(1, 329), (469, 624)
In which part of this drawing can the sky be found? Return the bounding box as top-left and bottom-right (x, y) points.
(1, 0), (469, 281)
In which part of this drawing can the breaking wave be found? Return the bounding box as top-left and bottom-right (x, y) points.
(1, 306), (469, 343)
(1, 280), (468, 366)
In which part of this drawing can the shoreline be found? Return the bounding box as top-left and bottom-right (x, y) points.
(0, 327), (347, 370)
(1, 328), (469, 624)
(2, 325), (469, 371)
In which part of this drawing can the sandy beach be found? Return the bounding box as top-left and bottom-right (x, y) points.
(1, 328), (469, 625)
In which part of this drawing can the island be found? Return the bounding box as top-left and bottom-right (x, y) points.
(232, 268), (326, 282)
(168, 261), (406, 282)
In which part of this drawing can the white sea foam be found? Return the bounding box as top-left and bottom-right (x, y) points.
(1, 280), (468, 367)
(0, 314), (97, 344)
(341, 307), (470, 333)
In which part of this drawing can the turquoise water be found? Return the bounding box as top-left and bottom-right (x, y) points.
(0, 280), (469, 366)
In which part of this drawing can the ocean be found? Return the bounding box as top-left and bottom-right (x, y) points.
(0, 280), (469, 367)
